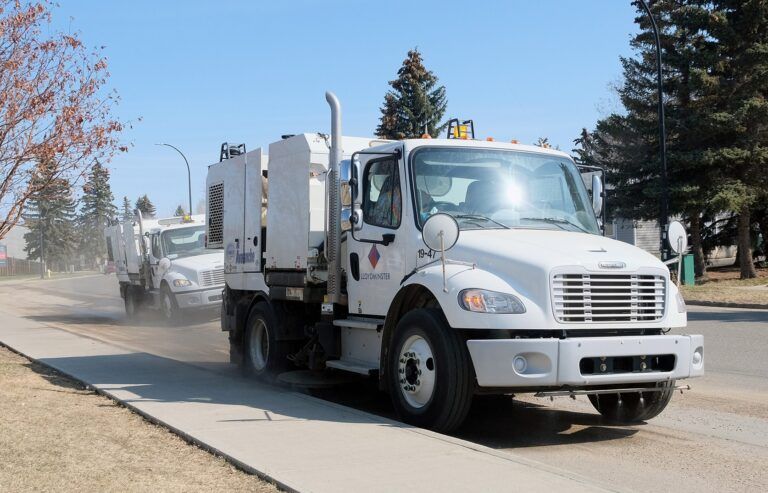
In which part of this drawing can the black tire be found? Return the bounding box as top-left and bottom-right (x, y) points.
(387, 308), (475, 433)
(243, 301), (292, 380)
(161, 285), (180, 323)
(220, 298), (227, 332)
(124, 287), (141, 319)
(588, 380), (676, 423)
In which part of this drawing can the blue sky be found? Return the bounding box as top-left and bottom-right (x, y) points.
(52, 1), (639, 217)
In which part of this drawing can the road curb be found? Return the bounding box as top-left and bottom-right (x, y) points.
(686, 300), (768, 310)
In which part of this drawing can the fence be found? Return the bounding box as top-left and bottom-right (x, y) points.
(0, 257), (43, 277)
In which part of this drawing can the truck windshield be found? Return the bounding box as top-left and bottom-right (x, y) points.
(160, 225), (212, 258)
(411, 147), (600, 234)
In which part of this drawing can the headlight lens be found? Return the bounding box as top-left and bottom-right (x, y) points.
(173, 278), (192, 287)
(675, 290), (687, 313)
(459, 289), (526, 314)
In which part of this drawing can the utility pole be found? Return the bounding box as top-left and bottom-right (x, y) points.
(638, 0), (670, 260)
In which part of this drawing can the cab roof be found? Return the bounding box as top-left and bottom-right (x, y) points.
(364, 138), (573, 161)
(401, 138), (572, 160)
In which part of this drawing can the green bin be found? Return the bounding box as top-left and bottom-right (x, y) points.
(681, 254), (695, 286)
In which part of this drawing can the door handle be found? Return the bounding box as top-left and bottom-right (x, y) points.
(350, 253), (360, 281)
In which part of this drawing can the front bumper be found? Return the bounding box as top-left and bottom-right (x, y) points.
(467, 334), (704, 388)
(174, 287), (223, 310)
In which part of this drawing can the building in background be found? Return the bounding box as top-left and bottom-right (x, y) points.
(0, 224), (42, 276)
(608, 217), (737, 267)
(1, 224), (29, 259)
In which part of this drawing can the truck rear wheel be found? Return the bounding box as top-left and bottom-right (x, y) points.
(588, 380), (676, 423)
(124, 287), (141, 319)
(243, 301), (291, 380)
(388, 308), (474, 433)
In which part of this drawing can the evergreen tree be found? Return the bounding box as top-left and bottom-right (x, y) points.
(586, 0), (717, 276)
(572, 128), (598, 166)
(121, 196), (133, 221)
(702, 0), (768, 278)
(22, 162), (79, 271)
(376, 49), (448, 139)
(174, 205), (186, 217)
(135, 194), (156, 218)
(78, 162), (117, 267)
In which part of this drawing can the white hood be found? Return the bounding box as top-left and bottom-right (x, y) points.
(446, 229), (669, 319)
(410, 228), (683, 332)
(453, 229), (663, 273)
(169, 252), (224, 284)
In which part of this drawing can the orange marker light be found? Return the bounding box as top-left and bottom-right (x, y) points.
(486, 137), (495, 141)
(464, 293), (486, 312)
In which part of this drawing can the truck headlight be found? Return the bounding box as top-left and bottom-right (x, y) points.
(173, 279), (192, 287)
(459, 289), (526, 314)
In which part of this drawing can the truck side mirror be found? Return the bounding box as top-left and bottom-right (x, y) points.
(340, 159), (352, 207)
(350, 155), (364, 206)
(158, 257), (171, 275)
(340, 159), (360, 232)
(591, 174), (604, 216)
(668, 220), (688, 255)
(346, 156), (364, 231)
(422, 213), (460, 252)
(349, 208), (363, 231)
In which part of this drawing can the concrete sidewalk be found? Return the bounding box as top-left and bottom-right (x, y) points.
(0, 311), (607, 493)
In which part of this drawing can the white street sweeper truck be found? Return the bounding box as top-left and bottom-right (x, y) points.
(105, 212), (225, 321)
(205, 92), (703, 432)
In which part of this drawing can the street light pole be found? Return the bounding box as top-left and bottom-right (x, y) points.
(155, 143), (193, 216)
(638, 0), (670, 260)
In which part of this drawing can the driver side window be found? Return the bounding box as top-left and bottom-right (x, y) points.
(151, 234), (162, 259)
(363, 159), (401, 229)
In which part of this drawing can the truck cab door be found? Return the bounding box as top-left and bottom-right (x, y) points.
(346, 156), (406, 316)
(149, 233), (163, 289)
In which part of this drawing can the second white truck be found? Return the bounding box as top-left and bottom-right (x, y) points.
(105, 213), (225, 321)
(206, 92), (704, 432)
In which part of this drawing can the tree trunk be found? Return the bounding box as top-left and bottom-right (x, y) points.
(737, 205), (757, 279)
(689, 212), (707, 279)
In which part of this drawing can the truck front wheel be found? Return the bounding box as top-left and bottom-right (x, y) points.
(588, 380), (676, 423)
(388, 309), (474, 433)
(161, 286), (180, 322)
(243, 301), (291, 380)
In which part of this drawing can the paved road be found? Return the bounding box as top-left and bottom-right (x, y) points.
(2, 274), (767, 492)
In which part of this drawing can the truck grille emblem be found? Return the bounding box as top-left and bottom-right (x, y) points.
(368, 245), (380, 269)
(599, 261), (626, 269)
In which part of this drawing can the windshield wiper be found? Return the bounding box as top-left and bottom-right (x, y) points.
(452, 214), (510, 229)
(521, 217), (588, 233)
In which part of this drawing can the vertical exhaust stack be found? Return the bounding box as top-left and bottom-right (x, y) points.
(325, 91), (343, 304)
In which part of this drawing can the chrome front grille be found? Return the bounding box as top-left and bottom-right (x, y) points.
(552, 273), (665, 323)
(199, 268), (225, 287)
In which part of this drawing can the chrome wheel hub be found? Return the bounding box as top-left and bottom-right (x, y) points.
(398, 335), (436, 408)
